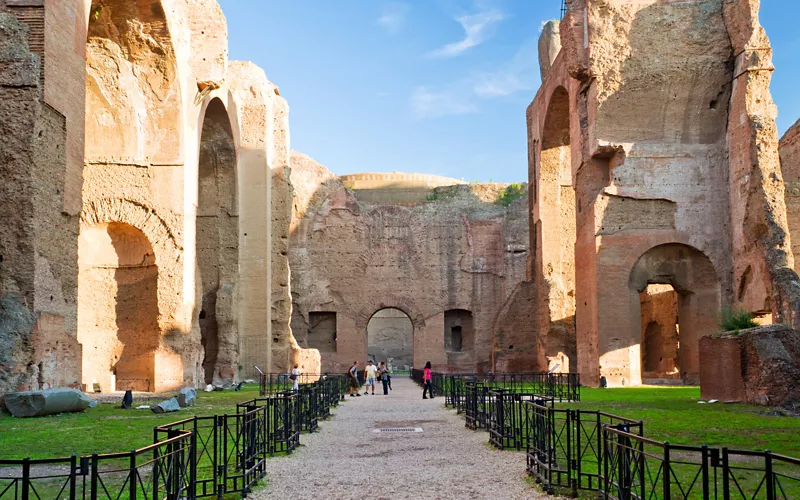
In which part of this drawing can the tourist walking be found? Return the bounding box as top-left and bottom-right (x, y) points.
(378, 361), (390, 395)
(422, 361), (434, 399)
(348, 361), (361, 397)
(364, 360), (377, 395)
(291, 363), (301, 391)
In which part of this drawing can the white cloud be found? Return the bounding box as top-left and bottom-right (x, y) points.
(427, 9), (505, 58)
(471, 38), (540, 98)
(411, 86), (478, 119)
(377, 2), (409, 35)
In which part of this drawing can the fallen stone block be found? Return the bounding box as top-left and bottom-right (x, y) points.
(150, 397), (181, 413)
(4, 388), (95, 418)
(177, 388), (196, 407)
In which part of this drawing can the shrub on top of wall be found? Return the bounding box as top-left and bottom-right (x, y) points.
(717, 307), (758, 334)
(495, 183), (526, 207)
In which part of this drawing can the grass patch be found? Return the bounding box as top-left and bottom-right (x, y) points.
(562, 387), (800, 456)
(495, 183), (526, 207)
(0, 384), (263, 460)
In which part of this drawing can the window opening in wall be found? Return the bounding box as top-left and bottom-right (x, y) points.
(308, 312), (337, 353)
(444, 309), (473, 354)
(450, 326), (463, 352)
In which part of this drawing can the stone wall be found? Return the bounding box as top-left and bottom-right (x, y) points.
(522, 0), (800, 388)
(780, 119), (800, 278)
(700, 325), (800, 408)
(288, 154), (529, 374)
(0, 0), (294, 395)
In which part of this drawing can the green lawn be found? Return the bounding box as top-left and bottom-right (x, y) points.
(0, 384), (263, 460)
(562, 386), (800, 457)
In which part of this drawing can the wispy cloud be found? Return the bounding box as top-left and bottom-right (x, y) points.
(427, 9), (505, 58)
(411, 86), (478, 119)
(472, 38), (539, 97)
(376, 2), (410, 35)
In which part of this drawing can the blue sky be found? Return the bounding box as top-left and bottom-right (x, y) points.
(217, 1), (800, 184)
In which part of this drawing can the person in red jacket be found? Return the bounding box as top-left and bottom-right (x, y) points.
(422, 361), (434, 399)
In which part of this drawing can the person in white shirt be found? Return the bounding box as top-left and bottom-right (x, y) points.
(291, 364), (301, 391)
(364, 360), (377, 395)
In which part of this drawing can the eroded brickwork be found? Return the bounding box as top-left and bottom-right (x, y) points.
(287, 156), (529, 374)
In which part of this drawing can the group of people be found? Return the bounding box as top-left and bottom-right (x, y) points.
(348, 360), (392, 396)
(347, 360), (436, 400)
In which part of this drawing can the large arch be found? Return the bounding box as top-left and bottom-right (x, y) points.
(78, 198), (184, 392)
(537, 85), (577, 372)
(196, 98), (239, 385)
(366, 308), (413, 371)
(77, 222), (159, 391)
(84, 0), (182, 164)
(627, 243), (720, 384)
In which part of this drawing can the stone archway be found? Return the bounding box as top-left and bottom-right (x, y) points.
(85, 0), (182, 164)
(628, 243), (720, 384)
(537, 85), (577, 371)
(77, 222), (159, 391)
(197, 98), (238, 385)
(367, 308), (413, 371)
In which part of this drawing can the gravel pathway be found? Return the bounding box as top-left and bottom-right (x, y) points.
(252, 377), (547, 499)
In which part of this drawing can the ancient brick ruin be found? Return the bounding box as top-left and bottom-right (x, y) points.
(1, 0), (799, 402)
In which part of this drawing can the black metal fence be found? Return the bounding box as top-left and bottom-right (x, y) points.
(0, 375), (347, 499)
(411, 371), (800, 499)
(410, 370), (581, 407)
(601, 425), (800, 500)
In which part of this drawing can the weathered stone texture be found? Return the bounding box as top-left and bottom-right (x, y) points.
(700, 325), (800, 408)
(780, 119), (800, 279)
(0, 12), (81, 398)
(288, 156), (529, 374)
(523, 0), (800, 390)
(1, 0), (297, 396)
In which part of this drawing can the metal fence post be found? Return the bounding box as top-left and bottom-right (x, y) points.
(663, 442), (671, 500)
(21, 457), (29, 500)
(765, 450), (774, 500)
(69, 454), (77, 499)
(722, 447), (730, 500)
(702, 445), (710, 500)
(90, 453), (99, 500)
(129, 451), (137, 500)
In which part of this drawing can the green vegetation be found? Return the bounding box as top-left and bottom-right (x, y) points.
(563, 387), (800, 456)
(717, 306), (758, 333)
(0, 384), (262, 460)
(495, 183), (526, 207)
(425, 191), (438, 201)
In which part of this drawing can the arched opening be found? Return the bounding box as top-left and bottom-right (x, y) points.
(77, 222), (159, 392)
(367, 308), (413, 371)
(640, 284), (680, 380)
(85, 0), (181, 164)
(629, 244), (719, 384)
(539, 86), (577, 370)
(197, 98), (238, 385)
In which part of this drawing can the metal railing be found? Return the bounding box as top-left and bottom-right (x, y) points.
(0, 375), (348, 499)
(601, 425), (800, 500)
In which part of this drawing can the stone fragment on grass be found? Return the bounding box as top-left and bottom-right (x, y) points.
(4, 388), (95, 417)
(150, 397), (180, 413)
(177, 388), (196, 407)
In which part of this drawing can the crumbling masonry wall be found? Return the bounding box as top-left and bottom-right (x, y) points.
(1, 0), (298, 395)
(287, 156), (529, 374)
(523, 0), (800, 387)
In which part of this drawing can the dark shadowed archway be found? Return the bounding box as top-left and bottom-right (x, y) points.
(629, 243), (720, 384)
(197, 98), (238, 385)
(367, 308), (413, 370)
(78, 222), (159, 391)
